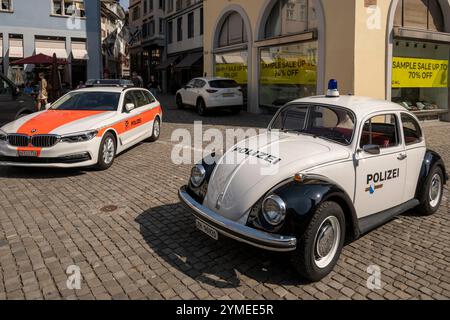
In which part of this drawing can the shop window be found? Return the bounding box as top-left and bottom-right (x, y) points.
(264, 0), (318, 39)
(215, 51), (248, 103)
(401, 113), (423, 145)
(393, 0), (444, 32)
(218, 12), (247, 48)
(392, 40), (449, 112)
(259, 41), (318, 108)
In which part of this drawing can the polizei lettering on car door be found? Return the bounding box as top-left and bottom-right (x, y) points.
(367, 168), (400, 185)
(366, 168), (400, 194)
(233, 147), (282, 165)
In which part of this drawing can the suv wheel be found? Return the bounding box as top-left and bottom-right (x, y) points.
(176, 94), (184, 109)
(291, 201), (345, 281)
(197, 98), (207, 116)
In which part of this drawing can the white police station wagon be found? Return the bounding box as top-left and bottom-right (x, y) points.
(179, 80), (448, 281)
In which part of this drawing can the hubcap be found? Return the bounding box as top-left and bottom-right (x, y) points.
(103, 137), (115, 164)
(313, 216), (341, 269)
(429, 173), (442, 208)
(153, 120), (160, 137)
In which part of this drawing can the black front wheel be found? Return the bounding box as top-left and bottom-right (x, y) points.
(95, 132), (116, 171)
(291, 201), (345, 282)
(147, 117), (161, 142)
(176, 94), (184, 109)
(197, 99), (207, 116)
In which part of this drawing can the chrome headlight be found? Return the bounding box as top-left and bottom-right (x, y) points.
(60, 130), (98, 143)
(262, 194), (287, 226)
(0, 130), (7, 142)
(190, 164), (206, 188)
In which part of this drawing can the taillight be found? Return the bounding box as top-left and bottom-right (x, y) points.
(206, 89), (218, 94)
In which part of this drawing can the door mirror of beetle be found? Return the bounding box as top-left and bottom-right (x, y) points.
(45, 103), (52, 110)
(125, 103), (135, 113)
(362, 144), (381, 155)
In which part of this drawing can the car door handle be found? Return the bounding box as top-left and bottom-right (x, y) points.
(397, 153), (407, 161)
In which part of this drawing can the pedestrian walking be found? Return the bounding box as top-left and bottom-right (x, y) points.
(148, 75), (161, 97)
(131, 71), (144, 88)
(36, 72), (48, 111)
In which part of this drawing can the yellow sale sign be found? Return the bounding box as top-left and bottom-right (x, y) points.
(260, 57), (317, 85)
(215, 63), (248, 84)
(392, 57), (448, 88)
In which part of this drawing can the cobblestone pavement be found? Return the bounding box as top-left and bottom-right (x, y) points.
(0, 95), (449, 300)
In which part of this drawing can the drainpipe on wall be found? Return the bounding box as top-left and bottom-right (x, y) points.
(86, 0), (103, 79)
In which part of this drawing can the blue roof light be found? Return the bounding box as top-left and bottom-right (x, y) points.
(326, 79), (340, 97)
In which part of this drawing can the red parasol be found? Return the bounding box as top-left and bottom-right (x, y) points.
(10, 53), (68, 65)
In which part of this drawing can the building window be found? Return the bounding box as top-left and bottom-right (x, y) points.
(150, 0), (153, 11)
(150, 19), (155, 37)
(167, 0), (173, 12)
(200, 8), (203, 35)
(159, 0), (164, 10)
(177, 17), (182, 41)
(264, 0), (318, 39)
(218, 12), (247, 48)
(52, 1), (84, 17)
(188, 12), (194, 39)
(144, 0), (148, 14)
(132, 6), (140, 20)
(168, 21), (173, 44)
(159, 18), (164, 34)
(394, 0), (444, 32)
(1, 0), (12, 11)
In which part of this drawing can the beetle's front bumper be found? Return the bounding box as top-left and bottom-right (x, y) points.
(178, 186), (297, 252)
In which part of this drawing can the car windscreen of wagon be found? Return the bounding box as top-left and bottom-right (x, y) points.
(271, 104), (355, 145)
(209, 80), (240, 88)
(51, 92), (120, 111)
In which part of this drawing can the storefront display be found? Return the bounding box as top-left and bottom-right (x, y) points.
(259, 41), (317, 108)
(392, 40), (449, 112)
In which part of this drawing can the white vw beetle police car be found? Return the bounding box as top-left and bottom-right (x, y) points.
(179, 80), (448, 281)
(0, 85), (162, 169)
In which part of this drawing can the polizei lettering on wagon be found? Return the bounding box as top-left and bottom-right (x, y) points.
(233, 147), (282, 165)
(367, 168), (400, 185)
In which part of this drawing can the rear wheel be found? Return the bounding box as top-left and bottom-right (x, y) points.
(147, 117), (161, 142)
(197, 98), (207, 116)
(176, 94), (184, 109)
(417, 165), (444, 216)
(291, 201), (345, 282)
(95, 132), (116, 170)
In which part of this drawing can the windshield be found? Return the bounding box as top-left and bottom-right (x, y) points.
(51, 92), (120, 111)
(270, 104), (355, 145)
(209, 80), (239, 88)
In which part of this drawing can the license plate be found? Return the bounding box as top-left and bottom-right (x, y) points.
(223, 93), (234, 97)
(196, 220), (219, 240)
(18, 150), (38, 157)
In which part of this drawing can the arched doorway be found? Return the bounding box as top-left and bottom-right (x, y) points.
(213, 8), (252, 109)
(388, 0), (450, 119)
(256, 0), (324, 110)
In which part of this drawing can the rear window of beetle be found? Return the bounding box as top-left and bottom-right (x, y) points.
(209, 80), (239, 88)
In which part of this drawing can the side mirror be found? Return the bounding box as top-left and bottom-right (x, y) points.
(125, 103), (135, 113)
(45, 103), (52, 110)
(12, 87), (20, 97)
(362, 144), (381, 155)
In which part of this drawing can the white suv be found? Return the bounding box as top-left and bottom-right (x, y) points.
(176, 77), (244, 116)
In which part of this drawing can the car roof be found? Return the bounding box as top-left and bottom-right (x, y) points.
(192, 77), (234, 82)
(72, 87), (147, 93)
(289, 95), (407, 119)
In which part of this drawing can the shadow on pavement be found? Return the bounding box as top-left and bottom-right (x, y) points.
(136, 203), (311, 289)
(0, 166), (86, 179)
